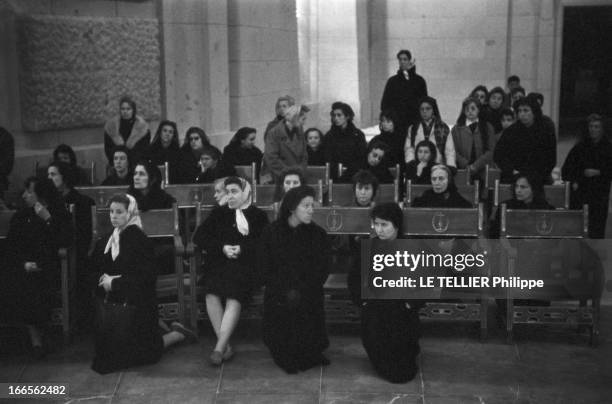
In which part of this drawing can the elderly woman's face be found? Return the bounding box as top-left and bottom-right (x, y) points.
(292, 196), (314, 224)
(514, 177), (533, 203)
(214, 182), (227, 204)
(431, 168), (449, 194)
(120, 102), (134, 120)
(226, 183), (245, 209)
(160, 125), (175, 147)
(332, 109), (348, 128)
(517, 105), (534, 127)
(109, 202), (129, 229)
(47, 166), (64, 189)
(133, 165), (149, 190)
(373, 217), (397, 240)
(464, 102), (479, 121)
(283, 174), (301, 193)
(588, 120), (603, 142)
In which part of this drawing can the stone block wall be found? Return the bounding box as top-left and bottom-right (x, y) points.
(17, 15), (161, 131)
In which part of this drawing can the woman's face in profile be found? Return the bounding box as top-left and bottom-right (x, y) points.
(214, 182), (227, 204)
(292, 196), (314, 224)
(514, 177), (533, 203)
(241, 132), (257, 149)
(226, 183), (244, 209)
(109, 202), (129, 229)
(283, 174), (301, 193)
(120, 102), (134, 120)
(373, 217), (397, 241)
(47, 166), (64, 189)
(133, 165), (149, 190)
(431, 168), (449, 194)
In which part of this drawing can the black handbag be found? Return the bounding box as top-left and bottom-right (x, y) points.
(94, 295), (137, 347)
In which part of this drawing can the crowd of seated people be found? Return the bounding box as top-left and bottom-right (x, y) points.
(3, 61), (610, 387)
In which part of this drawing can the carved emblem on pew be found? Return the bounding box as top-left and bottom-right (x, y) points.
(326, 209), (343, 232)
(432, 211), (449, 233)
(536, 214), (553, 235)
(97, 191), (106, 206)
(190, 190), (202, 204)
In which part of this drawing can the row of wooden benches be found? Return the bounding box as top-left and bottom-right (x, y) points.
(0, 201), (597, 345)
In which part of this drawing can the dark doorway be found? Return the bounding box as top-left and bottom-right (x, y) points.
(559, 6), (612, 138)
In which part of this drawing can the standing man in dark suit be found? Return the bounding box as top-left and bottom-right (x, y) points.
(380, 50), (428, 137)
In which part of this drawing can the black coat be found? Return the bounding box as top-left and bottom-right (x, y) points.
(0, 205), (73, 325)
(412, 187), (472, 208)
(64, 189), (95, 262)
(405, 161), (433, 185)
(493, 120), (556, 184)
(146, 143), (180, 184)
(128, 187), (175, 212)
(175, 148), (201, 184)
(0, 127), (14, 193)
(380, 68), (428, 130)
(259, 220), (330, 372)
(223, 143), (263, 172)
(193, 205), (269, 303)
(307, 146), (326, 166)
(101, 172), (131, 186)
(324, 124), (367, 181)
(195, 160), (237, 184)
(562, 137), (612, 238)
(90, 225), (162, 374)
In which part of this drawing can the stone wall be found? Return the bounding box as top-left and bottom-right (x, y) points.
(17, 15), (161, 131)
(228, 0), (300, 147)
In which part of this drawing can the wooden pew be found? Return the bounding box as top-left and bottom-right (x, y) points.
(91, 204), (188, 326)
(402, 204), (489, 340)
(75, 185), (129, 207)
(328, 179), (399, 206)
(485, 165), (500, 189)
(500, 204), (599, 345)
(305, 164), (330, 185)
(234, 162), (257, 185)
(157, 162), (169, 187)
(0, 209), (74, 343)
(405, 179), (480, 207)
(493, 180), (570, 209)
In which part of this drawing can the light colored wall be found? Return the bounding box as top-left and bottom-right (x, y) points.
(227, 0), (300, 149)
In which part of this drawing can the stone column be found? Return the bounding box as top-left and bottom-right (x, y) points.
(0, 2), (21, 134)
(159, 0), (230, 144)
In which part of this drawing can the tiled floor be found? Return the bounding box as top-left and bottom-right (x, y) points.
(1, 307), (611, 404)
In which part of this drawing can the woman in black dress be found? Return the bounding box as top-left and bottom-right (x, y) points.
(260, 185), (331, 373)
(324, 102), (367, 182)
(128, 160), (176, 212)
(195, 145), (237, 184)
(305, 128), (326, 166)
(412, 165), (472, 208)
(347, 203), (422, 383)
(176, 127), (221, 183)
(192, 177), (269, 365)
(91, 194), (195, 374)
(222, 127), (263, 176)
(562, 114), (612, 238)
(0, 177), (73, 358)
(147, 120), (180, 184)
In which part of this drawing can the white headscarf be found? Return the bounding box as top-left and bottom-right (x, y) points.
(104, 194), (143, 260)
(228, 178), (252, 236)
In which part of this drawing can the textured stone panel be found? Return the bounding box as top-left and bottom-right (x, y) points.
(17, 15), (161, 131)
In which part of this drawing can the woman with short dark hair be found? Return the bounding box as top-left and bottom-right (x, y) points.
(223, 127), (263, 177)
(195, 145), (236, 184)
(0, 177), (73, 358)
(347, 202), (422, 383)
(103, 96), (151, 164)
(494, 97), (556, 184)
(324, 102), (367, 182)
(305, 128), (326, 166)
(352, 169), (379, 207)
(260, 185), (331, 373)
(274, 167), (306, 202)
(101, 146), (132, 186)
(369, 110), (404, 168)
(192, 177), (269, 365)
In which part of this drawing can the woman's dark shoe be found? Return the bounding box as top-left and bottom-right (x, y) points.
(223, 345), (234, 361)
(171, 322), (198, 344)
(209, 350), (223, 366)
